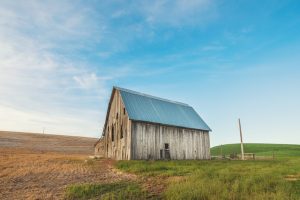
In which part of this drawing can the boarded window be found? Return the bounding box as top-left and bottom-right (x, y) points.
(120, 125), (123, 139)
(112, 126), (114, 141)
(165, 143), (169, 150)
(123, 108), (126, 115)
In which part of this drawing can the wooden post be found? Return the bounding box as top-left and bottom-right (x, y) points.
(220, 144), (223, 158)
(238, 119), (245, 160)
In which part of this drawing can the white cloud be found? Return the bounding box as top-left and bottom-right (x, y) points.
(106, 0), (218, 28)
(73, 73), (98, 89)
(73, 73), (108, 90)
(0, 1), (112, 137)
(0, 0), (220, 137)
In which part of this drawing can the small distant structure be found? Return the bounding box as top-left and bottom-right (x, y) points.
(95, 87), (211, 160)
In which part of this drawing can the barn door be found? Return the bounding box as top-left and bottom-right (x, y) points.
(164, 143), (170, 159)
(160, 143), (171, 160)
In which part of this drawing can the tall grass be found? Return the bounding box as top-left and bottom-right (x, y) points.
(117, 159), (300, 200)
(164, 167), (296, 199)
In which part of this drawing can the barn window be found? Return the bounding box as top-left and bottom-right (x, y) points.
(112, 126), (114, 142)
(123, 108), (126, 115)
(165, 143), (169, 150)
(120, 125), (123, 139)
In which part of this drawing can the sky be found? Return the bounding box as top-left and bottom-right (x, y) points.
(0, 0), (300, 146)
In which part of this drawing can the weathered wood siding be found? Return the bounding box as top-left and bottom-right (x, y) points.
(94, 138), (105, 157)
(102, 90), (131, 160)
(131, 121), (210, 160)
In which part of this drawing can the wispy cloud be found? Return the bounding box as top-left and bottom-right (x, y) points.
(73, 73), (111, 90)
(139, 0), (217, 26)
(1, 0), (300, 146)
(0, 1), (116, 136)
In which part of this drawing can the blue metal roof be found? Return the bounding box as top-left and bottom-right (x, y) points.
(116, 87), (211, 131)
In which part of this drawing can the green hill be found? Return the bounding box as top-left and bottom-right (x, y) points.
(211, 143), (300, 157)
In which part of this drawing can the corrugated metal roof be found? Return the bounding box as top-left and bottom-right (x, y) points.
(116, 87), (211, 131)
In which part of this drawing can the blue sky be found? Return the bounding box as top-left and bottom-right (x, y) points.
(0, 0), (300, 146)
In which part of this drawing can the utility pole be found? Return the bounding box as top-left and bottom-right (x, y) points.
(220, 144), (223, 158)
(238, 119), (245, 160)
(43, 127), (45, 134)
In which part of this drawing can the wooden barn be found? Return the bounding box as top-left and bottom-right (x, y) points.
(95, 87), (211, 160)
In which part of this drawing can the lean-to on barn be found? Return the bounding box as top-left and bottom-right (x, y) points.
(95, 87), (211, 160)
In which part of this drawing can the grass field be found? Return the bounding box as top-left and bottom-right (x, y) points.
(211, 143), (300, 157)
(116, 143), (300, 199)
(1, 131), (299, 199)
(117, 158), (300, 199)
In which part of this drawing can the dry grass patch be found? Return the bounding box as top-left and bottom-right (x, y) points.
(65, 182), (148, 200)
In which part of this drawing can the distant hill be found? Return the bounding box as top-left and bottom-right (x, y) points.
(211, 143), (300, 157)
(0, 131), (98, 154)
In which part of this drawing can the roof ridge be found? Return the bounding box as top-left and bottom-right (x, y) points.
(114, 86), (190, 107)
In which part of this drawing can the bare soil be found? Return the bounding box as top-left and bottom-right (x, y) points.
(0, 131), (136, 200)
(0, 131), (97, 154)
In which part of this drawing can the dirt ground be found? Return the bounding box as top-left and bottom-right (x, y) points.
(0, 131), (136, 200)
(0, 131), (98, 154)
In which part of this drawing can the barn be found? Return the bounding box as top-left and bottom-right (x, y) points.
(95, 87), (211, 160)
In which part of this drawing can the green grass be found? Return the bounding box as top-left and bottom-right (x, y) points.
(64, 182), (147, 200)
(211, 143), (300, 157)
(65, 143), (300, 199)
(117, 158), (300, 200)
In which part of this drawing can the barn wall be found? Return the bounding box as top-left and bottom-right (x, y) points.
(102, 90), (131, 160)
(94, 138), (105, 157)
(131, 121), (210, 160)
